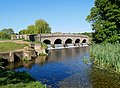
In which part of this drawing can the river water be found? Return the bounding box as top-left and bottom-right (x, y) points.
(4, 47), (120, 88)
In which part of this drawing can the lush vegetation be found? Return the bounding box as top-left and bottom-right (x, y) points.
(90, 43), (120, 73)
(19, 19), (51, 34)
(86, 0), (120, 43)
(0, 42), (26, 52)
(0, 68), (46, 88)
(0, 28), (14, 40)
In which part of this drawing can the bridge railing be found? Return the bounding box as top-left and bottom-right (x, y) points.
(40, 33), (88, 37)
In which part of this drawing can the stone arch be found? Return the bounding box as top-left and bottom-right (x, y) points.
(75, 39), (80, 43)
(43, 39), (51, 44)
(82, 39), (87, 43)
(65, 38), (72, 44)
(54, 39), (62, 44)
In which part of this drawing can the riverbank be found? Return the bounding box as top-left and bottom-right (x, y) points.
(0, 67), (46, 88)
(0, 42), (27, 52)
(0, 40), (48, 87)
(0, 40), (48, 62)
(90, 43), (120, 73)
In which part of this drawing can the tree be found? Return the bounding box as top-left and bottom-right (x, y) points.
(86, 0), (120, 43)
(0, 32), (10, 39)
(34, 19), (51, 34)
(1, 28), (14, 35)
(27, 25), (35, 34)
(19, 19), (51, 34)
(19, 29), (28, 34)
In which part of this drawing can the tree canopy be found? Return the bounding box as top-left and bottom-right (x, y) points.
(0, 28), (14, 39)
(86, 0), (120, 43)
(1, 28), (14, 35)
(19, 19), (51, 34)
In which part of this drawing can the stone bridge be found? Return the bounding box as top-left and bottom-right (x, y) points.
(12, 33), (89, 45)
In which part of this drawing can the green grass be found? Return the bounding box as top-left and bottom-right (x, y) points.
(33, 42), (47, 49)
(0, 42), (27, 52)
(0, 68), (46, 88)
(90, 43), (120, 73)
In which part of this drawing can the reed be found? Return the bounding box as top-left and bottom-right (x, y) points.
(90, 43), (120, 73)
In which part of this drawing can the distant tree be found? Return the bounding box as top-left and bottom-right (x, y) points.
(0, 32), (10, 39)
(86, 0), (120, 43)
(54, 32), (62, 34)
(1, 28), (14, 35)
(19, 19), (51, 34)
(27, 25), (35, 34)
(81, 32), (92, 37)
(19, 29), (28, 34)
(35, 19), (51, 34)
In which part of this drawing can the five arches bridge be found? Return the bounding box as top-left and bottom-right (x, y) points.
(11, 33), (89, 48)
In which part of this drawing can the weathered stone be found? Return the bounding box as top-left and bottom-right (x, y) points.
(9, 52), (14, 62)
(23, 51), (31, 60)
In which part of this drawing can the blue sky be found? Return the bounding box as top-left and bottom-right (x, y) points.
(0, 0), (94, 33)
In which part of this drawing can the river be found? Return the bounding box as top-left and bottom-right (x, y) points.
(4, 47), (120, 88)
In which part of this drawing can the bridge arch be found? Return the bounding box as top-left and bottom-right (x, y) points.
(82, 39), (87, 43)
(43, 39), (51, 44)
(75, 39), (80, 43)
(54, 39), (62, 44)
(65, 38), (72, 44)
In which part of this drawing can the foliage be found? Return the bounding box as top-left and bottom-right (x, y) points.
(0, 68), (46, 88)
(33, 42), (47, 49)
(39, 53), (48, 56)
(0, 42), (26, 52)
(0, 82), (46, 88)
(0, 32), (11, 40)
(81, 32), (92, 37)
(19, 19), (51, 34)
(0, 28), (14, 40)
(86, 0), (120, 43)
(41, 42), (47, 49)
(1, 28), (14, 35)
(90, 43), (120, 73)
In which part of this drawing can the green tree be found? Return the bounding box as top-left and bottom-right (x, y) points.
(19, 29), (28, 34)
(86, 0), (120, 43)
(35, 19), (51, 34)
(0, 32), (10, 39)
(27, 25), (35, 34)
(19, 19), (51, 34)
(1, 28), (14, 35)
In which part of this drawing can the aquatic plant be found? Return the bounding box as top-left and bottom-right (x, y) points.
(0, 67), (46, 88)
(90, 43), (120, 73)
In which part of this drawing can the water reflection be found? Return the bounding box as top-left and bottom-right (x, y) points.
(3, 47), (120, 88)
(4, 56), (47, 70)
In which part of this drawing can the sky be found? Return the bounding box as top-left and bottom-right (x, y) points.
(0, 0), (94, 33)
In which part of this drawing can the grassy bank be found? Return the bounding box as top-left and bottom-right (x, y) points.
(0, 42), (27, 52)
(90, 43), (120, 73)
(0, 68), (46, 88)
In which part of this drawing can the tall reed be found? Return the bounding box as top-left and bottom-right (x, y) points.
(90, 43), (120, 73)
